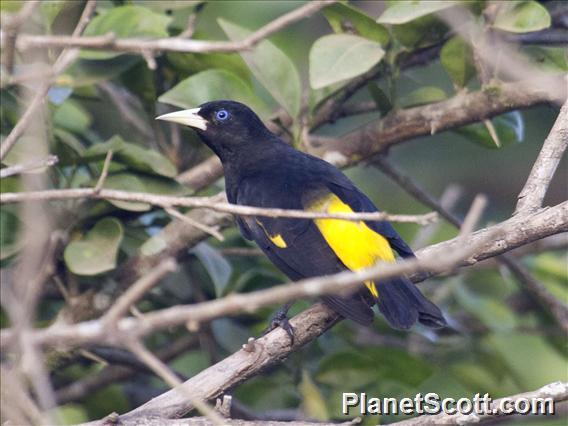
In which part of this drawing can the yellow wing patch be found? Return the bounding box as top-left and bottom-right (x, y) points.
(255, 219), (287, 248)
(308, 193), (395, 297)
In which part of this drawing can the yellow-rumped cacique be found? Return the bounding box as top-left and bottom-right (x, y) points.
(157, 100), (446, 339)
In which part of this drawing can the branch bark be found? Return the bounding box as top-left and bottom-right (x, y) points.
(1, 1), (336, 55)
(515, 99), (568, 214)
(307, 80), (566, 167)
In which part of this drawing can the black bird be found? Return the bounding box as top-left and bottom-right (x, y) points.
(157, 100), (446, 339)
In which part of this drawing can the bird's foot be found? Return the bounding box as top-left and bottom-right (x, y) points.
(263, 309), (295, 345)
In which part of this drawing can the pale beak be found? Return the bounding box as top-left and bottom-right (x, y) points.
(156, 107), (208, 130)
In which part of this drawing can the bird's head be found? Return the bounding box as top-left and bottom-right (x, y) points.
(156, 100), (273, 162)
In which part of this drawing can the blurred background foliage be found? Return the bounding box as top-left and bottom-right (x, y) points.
(0, 0), (567, 424)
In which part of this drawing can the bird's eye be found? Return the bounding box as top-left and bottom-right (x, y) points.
(216, 109), (229, 121)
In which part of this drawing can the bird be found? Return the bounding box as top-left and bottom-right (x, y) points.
(157, 100), (446, 340)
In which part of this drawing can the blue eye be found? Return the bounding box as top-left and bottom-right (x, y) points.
(216, 109), (229, 121)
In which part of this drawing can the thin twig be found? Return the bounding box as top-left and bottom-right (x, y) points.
(377, 154), (568, 332)
(126, 340), (226, 425)
(165, 208), (225, 241)
(5, 1), (336, 55)
(458, 194), (488, 238)
(0, 187), (438, 224)
(0, 155), (58, 178)
(103, 258), (177, 327)
(0, 0), (97, 161)
(500, 256), (568, 334)
(94, 150), (113, 193)
(1, 0), (40, 73)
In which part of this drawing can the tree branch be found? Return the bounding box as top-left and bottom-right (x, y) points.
(176, 79), (564, 194)
(0, 0), (97, 161)
(0, 188), (438, 224)
(2, 1), (336, 55)
(515, 99), (568, 214)
(2, 200), (566, 351)
(307, 80), (565, 167)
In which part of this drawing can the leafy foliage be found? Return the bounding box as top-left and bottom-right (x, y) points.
(0, 1), (565, 424)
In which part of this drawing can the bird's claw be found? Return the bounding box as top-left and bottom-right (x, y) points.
(263, 311), (295, 345)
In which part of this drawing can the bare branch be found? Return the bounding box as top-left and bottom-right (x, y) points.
(0, 155), (58, 178)
(103, 258), (177, 327)
(0, 188), (438, 224)
(376, 156), (568, 332)
(126, 340), (225, 425)
(93, 150), (113, 193)
(515, 99), (568, 214)
(55, 335), (198, 405)
(4, 1), (336, 55)
(0, 0), (97, 161)
(165, 208), (225, 241)
(2, 200), (566, 351)
(1, 0), (40, 73)
(458, 194), (488, 238)
(308, 80), (565, 168)
(499, 256), (568, 334)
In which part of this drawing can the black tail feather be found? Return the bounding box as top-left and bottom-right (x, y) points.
(376, 277), (446, 330)
(321, 292), (374, 326)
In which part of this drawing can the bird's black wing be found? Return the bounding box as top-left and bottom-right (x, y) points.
(236, 174), (374, 325)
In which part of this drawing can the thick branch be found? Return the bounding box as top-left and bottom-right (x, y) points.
(515, 99), (568, 214)
(307, 80), (565, 167)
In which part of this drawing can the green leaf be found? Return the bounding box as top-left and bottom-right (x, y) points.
(81, 6), (172, 59)
(165, 38), (252, 83)
(100, 172), (189, 212)
(40, 1), (67, 29)
(455, 111), (524, 149)
(132, 1), (202, 12)
(323, 3), (389, 45)
(309, 34), (385, 90)
(61, 56), (141, 87)
(493, 1), (551, 33)
(64, 218), (123, 275)
(522, 46), (568, 73)
(440, 36), (476, 87)
(158, 69), (269, 119)
(218, 19), (301, 118)
(486, 333), (567, 389)
(53, 99), (93, 134)
(211, 318), (251, 353)
(400, 86), (447, 107)
(191, 242), (232, 297)
(54, 403), (89, 426)
(377, 1), (458, 24)
(392, 14), (448, 48)
(84, 135), (177, 178)
(299, 370), (329, 421)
